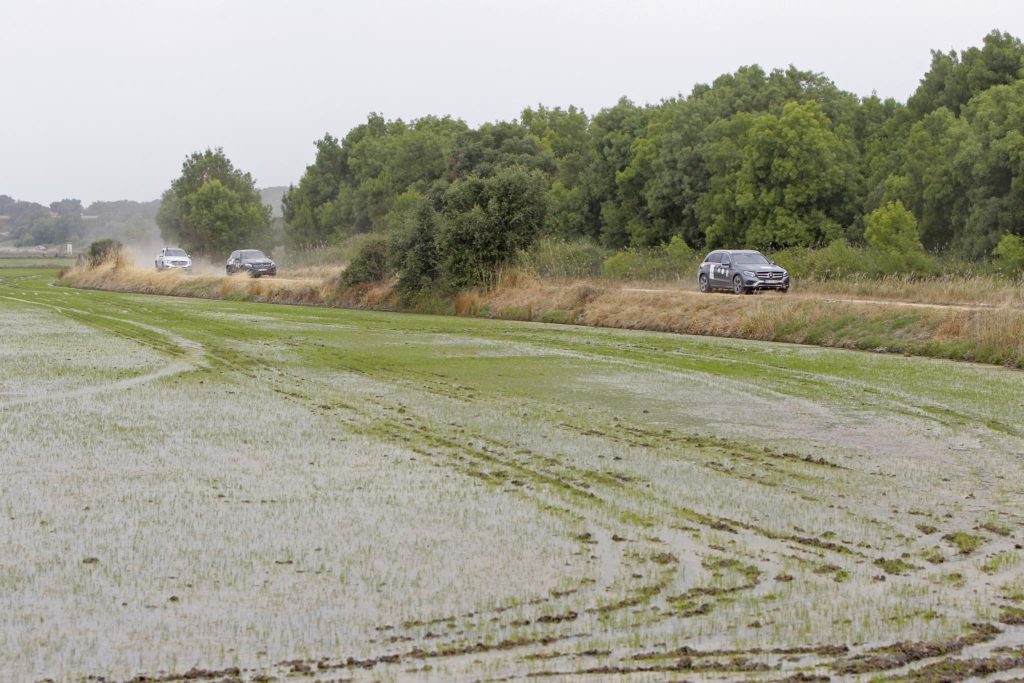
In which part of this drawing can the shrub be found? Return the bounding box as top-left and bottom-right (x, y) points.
(438, 166), (548, 291)
(516, 238), (609, 279)
(396, 204), (442, 304)
(863, 201), (935, 275)
(340, 237), (391, 287)
(602, 235), (697, 281)
(772, 240), (862, 280)
(276, 236), (374, 269)
(772, 238), (944, 280)
(993, 234), (1024, 275)
(86, 238), (123, 266)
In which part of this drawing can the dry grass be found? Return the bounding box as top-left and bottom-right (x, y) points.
(454, 291), (484, 316)
(529, 269), (1024, 310)
(64, 257), (336, 306)
(483, 269), (1024, 368)
(796, 273), (1024, 308)
(277, 264), (344, 280)
(61, 258), (1024, 368)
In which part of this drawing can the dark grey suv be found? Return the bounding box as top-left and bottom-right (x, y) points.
(698, 250), (789, 294)
(226, 249), (277, 278)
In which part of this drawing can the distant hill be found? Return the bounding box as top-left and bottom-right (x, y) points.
(260, 186), (287, 218)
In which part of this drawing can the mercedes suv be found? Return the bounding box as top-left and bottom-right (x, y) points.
(226, 249), (277, 277)
(698, 250), (789, 294)
(155, 247), (192, 272)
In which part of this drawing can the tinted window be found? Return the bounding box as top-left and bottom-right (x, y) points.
(241, 250), (266, 259)
(706, 252), (722, 263)
(733, 252), (770, 265)
(165, 248), (187, 256)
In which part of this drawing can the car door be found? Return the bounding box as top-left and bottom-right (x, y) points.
(717, 254), (733, 288)
(703, 252), (720, 288)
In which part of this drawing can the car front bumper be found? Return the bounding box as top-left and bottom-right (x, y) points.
(742, 276), (789, 290)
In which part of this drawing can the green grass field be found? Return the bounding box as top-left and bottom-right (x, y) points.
(0, 255), (75, 269)
(2, 268), (1023, 681)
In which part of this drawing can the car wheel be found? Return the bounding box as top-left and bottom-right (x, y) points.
(733, 275), (747, 295)
(780, 287), (789, 294)
(698, 274), (710, 293)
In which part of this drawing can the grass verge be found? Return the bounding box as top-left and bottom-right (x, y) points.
(60, 259), (1024, 369)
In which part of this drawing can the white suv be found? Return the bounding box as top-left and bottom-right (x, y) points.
(155, 247), (192, 272)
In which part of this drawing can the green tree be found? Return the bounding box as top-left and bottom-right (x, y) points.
(898, 108), (971, 250)
(438, 166), (548, 289)
(576, 97), (648, 247)
(395, 202), (442, 302)
(699, 101), (859, 249)
(282, 115), (467, 247)
(957, 80), (1024, 258)
(156, 148), (272, 258)
(281, 134), (348, 248)
(908, 31), (1024, 118)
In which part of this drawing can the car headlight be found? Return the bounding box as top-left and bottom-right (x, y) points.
(742, 270), (756, 278)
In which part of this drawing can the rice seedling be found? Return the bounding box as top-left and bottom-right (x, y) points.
(3, 267), (1024, 681)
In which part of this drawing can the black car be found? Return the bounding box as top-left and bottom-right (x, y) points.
(698, 250), (789, 294)
(226, 249), (277, 277)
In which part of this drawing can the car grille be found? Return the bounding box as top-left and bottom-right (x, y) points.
(757, 271), (779, 279)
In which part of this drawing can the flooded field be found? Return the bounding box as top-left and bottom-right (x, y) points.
(2, 268), (1023, 682)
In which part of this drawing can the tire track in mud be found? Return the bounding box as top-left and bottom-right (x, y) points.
(0, 293), (207, 411)
(8, 277), (1023, 681)
(262, 354), (1024, 681)
(201, 343), (1014, 681)
(228, 359), (870, 680)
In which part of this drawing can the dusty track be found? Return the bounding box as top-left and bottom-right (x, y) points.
(621, 285), (1022, 313)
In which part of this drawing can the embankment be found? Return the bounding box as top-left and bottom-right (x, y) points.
(62, 261), (1024, 368)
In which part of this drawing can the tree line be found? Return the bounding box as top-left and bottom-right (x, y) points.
(103, 29), (1021, 286)
(0, 195), (160, 248)
(262, 30), (1023, 294)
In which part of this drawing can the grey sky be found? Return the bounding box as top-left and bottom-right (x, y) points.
(3, 0), (1022, 206)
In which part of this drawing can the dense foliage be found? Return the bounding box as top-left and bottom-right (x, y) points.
(281, 30), (1024, 292)
(156, 149), (272, 258)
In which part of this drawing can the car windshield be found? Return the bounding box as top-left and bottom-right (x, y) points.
(241, 250), (266, 259)
(732, 252), (770, 265)
(165, 248), (187, 256)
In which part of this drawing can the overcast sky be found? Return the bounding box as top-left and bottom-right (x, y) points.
(2, 0), (1022, 206)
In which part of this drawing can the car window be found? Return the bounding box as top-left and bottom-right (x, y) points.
(241, 250), (266, 259)
(165, 248), (186, 256)
(707, 252), (722, 264)
(733, 252), (770, 265)
(721, 254), (731, 265)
